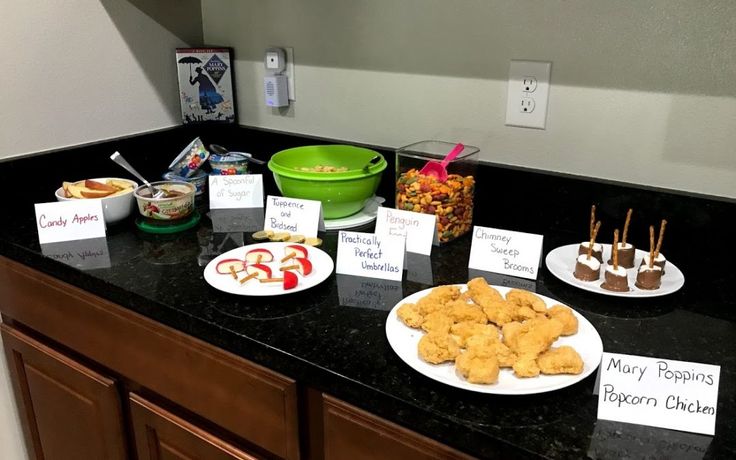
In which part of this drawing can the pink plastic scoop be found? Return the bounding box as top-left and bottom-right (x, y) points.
(419, 143), (465, 182)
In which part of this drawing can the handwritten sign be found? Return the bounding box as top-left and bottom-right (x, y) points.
(597, 352), (721, 436)
(40, 237), (111, 270)
(336, 274), (404, 310)
(264, 195), (324, 237)
(468, 226), (543, 280)
(35, 200), (106, 244)
(209, 174), (263, 209)
(336, 231), (404, 281)
(374, 207), (436, 255)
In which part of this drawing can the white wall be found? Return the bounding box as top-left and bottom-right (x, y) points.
(0, 0), (202, 158)
(202, 0), (736, 199)
(0, 2), (201, 458)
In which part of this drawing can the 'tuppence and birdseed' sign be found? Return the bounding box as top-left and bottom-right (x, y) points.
(597, 352), (721, 436)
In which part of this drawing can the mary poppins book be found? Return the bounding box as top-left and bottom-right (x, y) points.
(176, 48), (236, 124)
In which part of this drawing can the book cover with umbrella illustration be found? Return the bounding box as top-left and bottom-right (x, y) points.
(176, 48), (236, 124)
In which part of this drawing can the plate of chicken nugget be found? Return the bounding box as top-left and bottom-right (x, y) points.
(385, 278), (603, 394)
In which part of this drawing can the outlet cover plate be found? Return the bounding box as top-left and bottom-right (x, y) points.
(505, 60), (551, 129)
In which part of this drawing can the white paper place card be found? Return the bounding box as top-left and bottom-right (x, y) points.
(35, 200), (106, 244)
(209, 174), (264, 209)
(374, 207), (436, 255)
(597, 352), (721, 436)
(468, 226), (543, 280)
(40, 237), (111, 270)
(336, 231), (405, 281)
(264, 195), (324, 237)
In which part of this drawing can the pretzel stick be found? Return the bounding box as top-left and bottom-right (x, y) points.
(648, 225), (655, 269)
(587, 221), (601, 260)
(589, 205), (597, 239)
(280, 265), (299, 271)
(239, 272), (258, 284)
(622, 208), (632, 245)
(256, 254), (263, 264)
(281, 253), (296, 263)
(654, 219), (667, 261)
(259, 277), (284, 283)
(229, 265), (238, 280)
(612, 229), (619, 270)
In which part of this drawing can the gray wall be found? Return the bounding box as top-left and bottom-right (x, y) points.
(202, 0), (736, 198)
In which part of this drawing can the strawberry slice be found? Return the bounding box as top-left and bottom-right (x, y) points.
(216, 259), (245, 275)
(245, 263), (272, 280)
(245, 248), (274, 263)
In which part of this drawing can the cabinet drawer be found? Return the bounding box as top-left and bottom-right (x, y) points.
(323, 394), (473, 460)
(0, 257), (300, 460)
(130, 393), (261, 460)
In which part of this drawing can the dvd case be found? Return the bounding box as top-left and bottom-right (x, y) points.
(176, 48), (236, 124)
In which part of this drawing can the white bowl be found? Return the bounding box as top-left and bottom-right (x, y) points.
(55, 177), (137, 224)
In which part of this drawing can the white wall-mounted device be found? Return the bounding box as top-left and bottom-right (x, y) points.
(264, 48), (289, 107)
(505, 60), (552, 129)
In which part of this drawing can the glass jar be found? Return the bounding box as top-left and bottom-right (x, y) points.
(396, 141), (479, 244)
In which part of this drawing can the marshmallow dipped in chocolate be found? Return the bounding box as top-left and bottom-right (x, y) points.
(578, 205), (603, 263)
(636, 220), (667, 290)
(601, 228), (630, 292)
(607, 208), (635, 268)
(574, 220), (602, 281)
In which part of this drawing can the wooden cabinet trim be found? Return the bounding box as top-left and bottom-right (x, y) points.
(0, 256), (300, 460)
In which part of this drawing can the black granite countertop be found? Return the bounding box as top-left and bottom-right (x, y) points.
(1, 126), (735, 459)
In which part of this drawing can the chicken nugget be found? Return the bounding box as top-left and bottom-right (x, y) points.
(513, 305), (538, 322)
(467, 277), (503, 302)
(512, 354), (541, 378)
(490, 342), (518, 368)
(479, 299), (518, 326)
(421, 311), (454, 334)
(546, 305), (579, 336)
(456, 349), (500, 384)
(428, 285), (462, 304)
(418, 332), (460, 364)
(515, 319), (563, 357)
(506, 289), (547, 313)
(537, 346), (584, 375)
(416, 297), (445, 316)
(450, 322), (499, 347)
(464, 334), (500, 350)
(397, 303), (423, 328)
(447, 300), (488, 324)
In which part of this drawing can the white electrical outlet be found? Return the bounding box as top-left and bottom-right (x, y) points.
(505, 60), (551, 129)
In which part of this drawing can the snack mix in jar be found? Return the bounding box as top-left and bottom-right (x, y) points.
(396, 141), (478, 244)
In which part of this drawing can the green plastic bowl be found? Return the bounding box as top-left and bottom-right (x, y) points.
(268, 145), (387, 219)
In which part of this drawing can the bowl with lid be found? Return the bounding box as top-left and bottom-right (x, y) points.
(267, 145), (387, 219)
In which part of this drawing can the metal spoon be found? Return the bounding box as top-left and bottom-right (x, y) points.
(209, 144), (266, 165)
(110, 151), (163, 198)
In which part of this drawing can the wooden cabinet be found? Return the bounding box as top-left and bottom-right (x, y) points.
(0, 256), (474, 460)
(130, 393), (260, 460)
(1, 324), (127, 460)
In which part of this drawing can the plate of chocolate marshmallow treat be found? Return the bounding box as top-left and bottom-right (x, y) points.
(544, 243), (684, 298)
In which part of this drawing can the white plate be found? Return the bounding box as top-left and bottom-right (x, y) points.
(385, 285), (604, 395)
(203, 242), (334, 296)
(324, 196), (384, 230)
(545, 244), (685, 298)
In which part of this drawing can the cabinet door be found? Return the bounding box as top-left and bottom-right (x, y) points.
(130, 393), (260, 460)
(0, 324), (127, 460)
